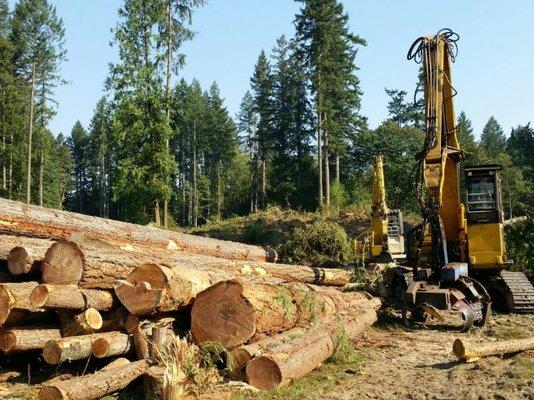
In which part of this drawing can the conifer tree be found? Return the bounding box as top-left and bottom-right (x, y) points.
(10, 0), (66, 204)
(480, 116), (506, 158)
(294, 0), (366, 208)
(250, 50), (273, 210)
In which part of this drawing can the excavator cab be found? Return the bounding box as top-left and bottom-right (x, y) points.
(464, 165), (508, 268)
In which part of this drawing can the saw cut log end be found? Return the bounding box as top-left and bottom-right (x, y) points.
(42, 241), (85, 285)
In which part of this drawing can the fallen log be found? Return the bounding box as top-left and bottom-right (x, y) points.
(0, 234), (350, 289)
(0, 282), (40, 325)
(30, 284), (116, 311)
(191, 279), (374, 348)
(43, 331), (125, 365)
(0, 197), (276, 262)
(245, 306), (379, 390)
(453, 337), (534, 362)
(0, 326), (61, 353)
(91, 331), (132, 358)
(38, 358), (154, 400)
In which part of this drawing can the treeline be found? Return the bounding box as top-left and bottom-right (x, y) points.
(0, 0), (531, 230)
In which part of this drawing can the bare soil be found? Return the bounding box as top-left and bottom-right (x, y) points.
(325, 311), (534, 400)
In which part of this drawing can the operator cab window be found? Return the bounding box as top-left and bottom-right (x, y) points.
(467, 174), (496, 212)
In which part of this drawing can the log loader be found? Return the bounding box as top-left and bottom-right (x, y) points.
(389, 28), (534, 331)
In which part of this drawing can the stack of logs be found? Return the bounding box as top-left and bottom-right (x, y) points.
(0, 198), (380, 399)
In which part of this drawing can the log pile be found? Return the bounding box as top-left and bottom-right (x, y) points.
(0, 199), (380, 398)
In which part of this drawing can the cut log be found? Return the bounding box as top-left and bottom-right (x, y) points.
(7, 246), (42, 275)
(43, 331), (125, 365)
(30, 284), (115, 311)
(100, 357), (131, 371)
(132, 317), (175, 360)
(191, 279), (375, 348)
(0, 197), (276, 262)
(91, 332), (132, 358)
(61, 308), (103, 337)
(41, 240), (85, 285)
(0, 234), (350, 289)
(0, 282), (40, 325)
(0, 326), (61, 353)
(99, 307), (129, 332)
(38, 359), (154, 400)
(453, 337), (534, 362)
(245, 306), (378, 390)
(115, 263), (219, 315)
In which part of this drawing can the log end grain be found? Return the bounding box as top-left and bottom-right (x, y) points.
(245, 356), (282, 391)
(114, 280), (163, 316)
(39, 386), (67, 400)
(0, 286), (14, 325)
(42, 241), (85, 285)
(82, 308), (103, 330)
(30, 284), (49, 308)
(7, 246), (36, 275)
(43, 340), (62, 365)
(91, 337), (111, 358)
(191, 280), (255, 348)
(0, 331), (16, 352)
(453, 338), (467, 360)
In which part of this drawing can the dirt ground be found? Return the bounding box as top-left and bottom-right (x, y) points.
(1, 311), (532, 400)
(324, 311), (534, 400)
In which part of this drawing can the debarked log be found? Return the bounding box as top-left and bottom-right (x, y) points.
(453, 336), (534, 362)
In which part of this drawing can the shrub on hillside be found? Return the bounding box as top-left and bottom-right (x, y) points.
(284, 220), (352, 267)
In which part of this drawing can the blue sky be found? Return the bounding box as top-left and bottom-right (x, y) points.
(10, 0), (534, 138)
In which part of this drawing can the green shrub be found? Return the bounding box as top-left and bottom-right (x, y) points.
(284, 220), (352, 267)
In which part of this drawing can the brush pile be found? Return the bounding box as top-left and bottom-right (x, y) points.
(0, 198), (380, 399)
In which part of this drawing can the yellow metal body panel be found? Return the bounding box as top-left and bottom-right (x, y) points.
(370, 155), (388, 255)
(467, 223), (506, 268)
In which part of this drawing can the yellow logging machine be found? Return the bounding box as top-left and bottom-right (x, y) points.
(388, 29), (533, 331)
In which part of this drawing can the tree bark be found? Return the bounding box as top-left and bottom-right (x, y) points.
(317, 109), (323, 210)
(0, 234), (348, 291)
(245, 306), (378, 390)
(324, 126), (330, 207)
(0, 197), (277, 262)
(453, 337), (534, 363)
(163, 0), (173, 229)
(0, 326), (61, 353)
(61, 308), (103, 337)
(26, 64), (36, 205)
(0, 282), (40, 325)
(42, 331), (124, 365)
(91, 331), (132, 358)
(335, 153), (340, 183)
(38, 359), (154, 400)
(39, 143), (44, 206)
(30, 284), (115, 311)
(191, 279), (376, 348)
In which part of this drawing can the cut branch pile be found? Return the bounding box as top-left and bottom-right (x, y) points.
(0, 199), (379, 398)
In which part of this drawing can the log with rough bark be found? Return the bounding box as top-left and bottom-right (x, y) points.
(245, 305), (379, 390)
(42, 240), (85, 285)
(43, 331), (125, 365)
(38, 358), (155, 400)
(61, 308), (103, 337)
(0, 197), (276, 262)
(30, 284), (116, 311)
(91, 331), (132, 358)
(0, 234), (350, 289)
(0, 326), (61, 353)
(453, 337), (534, 362)
(191, 279), (375, 348)
(0, 282), (40, 325)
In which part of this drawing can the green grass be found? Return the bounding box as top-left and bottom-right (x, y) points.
(232, 359), (364, 400)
